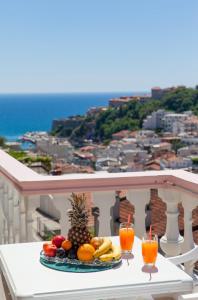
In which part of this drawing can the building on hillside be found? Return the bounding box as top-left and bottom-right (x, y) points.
(162, 113), (188, 132)
(86, 106), (107, 116)
(178, 145), (198, 157)
(143, 109), (166, 130)
(112, 130), (131, 140)
(151, 142), (172, 156)
(183, 116), (198, 133)
(95, 157), (120, 171)
(109, 95), (151, 108)
(160, 156), (192, 170)
(36, 137), (74, 161)
(144, 160), (161, 171)
(151, 86), (185, 100)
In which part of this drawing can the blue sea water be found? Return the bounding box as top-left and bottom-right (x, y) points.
(0, 92), (136, 141)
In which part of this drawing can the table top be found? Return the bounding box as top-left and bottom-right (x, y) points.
(0, 237), (193, 300)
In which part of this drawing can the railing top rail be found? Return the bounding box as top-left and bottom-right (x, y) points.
(0, 149), (197, 195)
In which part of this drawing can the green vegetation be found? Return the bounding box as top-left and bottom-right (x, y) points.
(0, 136), (6, 148)
(8, 150), (52, 171)
(192, 157), (198, 165)
(94, 87), (198, 141)
(94, 100), (161, 140)
(171, 140), (185, 153)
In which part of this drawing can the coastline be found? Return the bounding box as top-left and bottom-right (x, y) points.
(0, 92), (147, 142)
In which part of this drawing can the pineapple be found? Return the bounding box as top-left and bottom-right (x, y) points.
(67, 193), (92, 248)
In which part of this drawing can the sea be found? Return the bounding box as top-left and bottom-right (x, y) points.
(0, 92), (144, 142)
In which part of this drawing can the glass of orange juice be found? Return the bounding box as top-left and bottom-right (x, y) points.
(119, 222), (134, 254)
(142, 234), (158, 266)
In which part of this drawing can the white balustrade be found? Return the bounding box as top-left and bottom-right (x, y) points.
(19, 195), (27, 242)
(3, 183), (9, 244)
(24, 195), (40, 242)
(7, 185), (14, 243)
(13, 189), (20, 243)
(0, 180), (6, 244)
(158, 188), (184, 256)
(181, 192), (198, 274)
(0, 149), (198, 277)
(92, 191), (116, 236)
(127, 189), (150, 238)
(53, 194), (71, 237)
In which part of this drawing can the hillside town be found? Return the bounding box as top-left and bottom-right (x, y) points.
(8, 86), (198, 176)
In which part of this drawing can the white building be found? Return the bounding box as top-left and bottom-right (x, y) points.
(160, 157), (192, 170)
(143, 110), (166, 130)
(162, 113), (188, 132)
(36, 137), (74, 161)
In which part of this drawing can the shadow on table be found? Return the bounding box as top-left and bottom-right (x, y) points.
(121, 253), (134, 266)
(141, 265), (158, 281)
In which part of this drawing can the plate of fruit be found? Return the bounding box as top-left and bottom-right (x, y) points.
(40, 193), (121, 272)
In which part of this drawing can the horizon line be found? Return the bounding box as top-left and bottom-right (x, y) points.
(0, 90), (150, 95)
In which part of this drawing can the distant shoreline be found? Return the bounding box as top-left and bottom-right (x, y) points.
(0, 92), (143, 141)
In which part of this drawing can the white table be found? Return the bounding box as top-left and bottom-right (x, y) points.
(0, 237), (193, 300)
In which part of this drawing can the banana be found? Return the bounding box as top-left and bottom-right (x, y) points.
(99, 244), (121, 262)
(93, 237), (112, 258)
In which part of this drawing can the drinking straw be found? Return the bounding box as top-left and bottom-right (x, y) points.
(127, 214), (131, 230)
(127, 214), (131, 226)
(149, 225), (152, 240)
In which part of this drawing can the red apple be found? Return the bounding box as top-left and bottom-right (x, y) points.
(52, 235), (65, 248)
(43, 242), (51, 253)
(43, 244), (57, 257)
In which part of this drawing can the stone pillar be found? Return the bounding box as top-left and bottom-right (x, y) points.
(127, 189), (150, 238)
(19, 195), (27, 242)
(0, 180), (6, 244)
(92, 191), (116, 236)
(181, 192), (197, 274)
(7, 186), (14, 243)
(24, 195), (40, 242)
(13, 189), (20, 243)
(158, 188), (183, 256)
(3, 183), (9, 243)
(53, 194), (71, 237)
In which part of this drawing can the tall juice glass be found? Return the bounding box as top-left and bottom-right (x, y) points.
(142, 234), (158, 266)
(119, 222), (134, 254)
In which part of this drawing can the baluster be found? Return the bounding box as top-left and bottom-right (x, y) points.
(127, 189), (150, 238)
(24, 195), (40, 242)
(92, 191), (116, 236)
(3, 183), (9, 243)
(19, 195), (27, 242)
(7, 186), (14, 243)
(158, 188), (183, 256)
(13, 189), (20, 243)
(53, 194), (70, 237)
(181, 192), (197, 274)
(0, 180), (6, 244)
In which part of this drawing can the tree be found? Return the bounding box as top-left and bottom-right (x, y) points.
(0, 136), (6, 148)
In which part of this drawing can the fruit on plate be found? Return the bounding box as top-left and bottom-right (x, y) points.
(67, 193), (92, 247)
(43, 243), (57, 257)
(68, 248), (77, 259)
(43, 242), (51, 253)
(90, 237), (103, 250)
(77, 244), (95, 262)
(61, 239), (72, 251)
(56, 248), (67, 259)
(99, 244), (121, 262)
(93, 237), (112, 258)
(52, 235), (65, 248)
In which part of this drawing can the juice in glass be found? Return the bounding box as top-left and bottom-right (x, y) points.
(119, 222), (134, 253)
(142, 234), (158, 266)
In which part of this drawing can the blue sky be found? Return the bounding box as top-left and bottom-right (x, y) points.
(0, 0), (197, 93)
